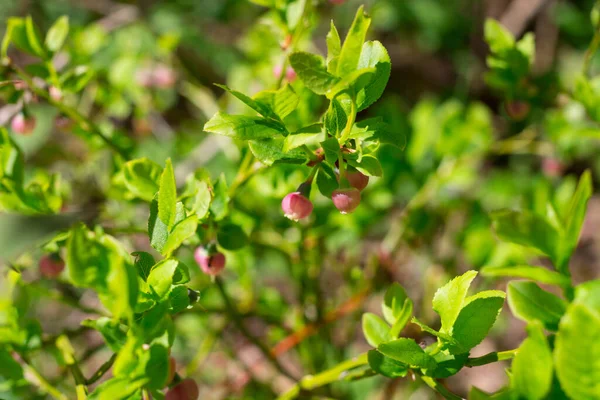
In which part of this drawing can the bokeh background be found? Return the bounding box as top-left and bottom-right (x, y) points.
(2, 0), (600, 399)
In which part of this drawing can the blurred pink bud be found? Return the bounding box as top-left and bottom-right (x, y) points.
(332, 188), (361, 214)
(504, 100), (530, 121)
(346, 171), (369, 191)
(39, 254), (65, 278)
(194, 247), (226, 276)
(165, 378), (199, 400)
(49, 86), (62, 101)
(136, 67), (154, 87)
(273, 65), (297, 82)
(153, 64), (177, 89)
(13, 80), (27, 90)
(11, 113), (36, 135)
(281, 192), (313, 221)
(542, 158), (563, 178)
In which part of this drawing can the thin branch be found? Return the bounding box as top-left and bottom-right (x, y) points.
(465, 349), (518, 367)
(86, 353), (117, 385)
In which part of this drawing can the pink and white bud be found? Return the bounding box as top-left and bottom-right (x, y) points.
(346, 171), (369, 191)
(49, 86), (62, 101)
(165, 378), (199, 400)
(281, 192), (313, 221)
(331, 188), (361, 214)
(11, 113), (36, 135)
(39, 254), (65, 278)
(194, 247), (226, 276)
(153, 64), (177, 89)
(136, 66), (154, 87)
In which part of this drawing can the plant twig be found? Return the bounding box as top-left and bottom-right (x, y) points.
(465, 349), (517, 367)
(86, 353), (117, 385)
(17, 351), (69, 400)
(419, 374), (463, 400)
(277, 353), (369, 400)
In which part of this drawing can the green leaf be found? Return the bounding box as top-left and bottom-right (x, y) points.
(481, 265), (570, 288)
(511, 322), (553, 400)
(216, 83), (273, 118)
(182, 178), (212, 220)
(67, 225), (137, 319)
(377, 338), (437, 370)
(411, 317), (457, 344)
(122, 158), (162, 202)
(356, 41), (391, 111)
(158, 159), (177, 230)
(132, 251), (155, 282)
(362, 313), (391, 347)
(315, 163), (338, 198)
(554, 283), (600, 400)
(248, 138), (306, 166)
(45, 16), (69, 53)
(336, 6), (371, 77)
(351, 117), (406, 149)
(148, 196), (169, 253)
(81, 317), (127, 352)
(346, 154), (382, 177)
(209, 174), (229, 221)
(282, 124), (323, 153)
(432, 270), (478, 333)
(89, 377), (144, 400)
(508, 281), (567, 331)
(326, 21), (341, 73)
(367, 350), (408, 378)
(113, 336), (170, 391)
(25, 16), (46, 58)
(431, 352), (468, 379)
(147, 259), (179, 299)
(162, 215), (198, 256)
(320, 137), (340, 165)
(448, 290), (505, 354)
(0, 347), (23, 380)
(253, 84), (299, 120)
(324, 95), (351, 137)
(484, 19), (514, 54)
(382, 283), (409, 325)
(491, 209), (561, 265)
(217, 223), (248, 250)
(3, 18), (37, 57)
(168, 285), (190, 314)
(288, 52), (339, 95)
(561, 170), (592, 269)
(204, 112), (285, 140)
(326, 67), (376, 99)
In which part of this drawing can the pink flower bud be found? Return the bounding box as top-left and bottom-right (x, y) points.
(13, 80), (27, 90)
(346, 171), (369, 191)
(153, 64), (177, 89)
(39, 254), (65, 278)
(166, 378), (199, 400)
(49, 86), (62, 101)
(273, 65), (297, 82)
(542, 158), (563, 177)
(194, 247), (226, 276)
(11, 113), (36, 135)
(281, 192), (313, 221)
(286, 67), (297, 82)
(331, 188), (361, 214)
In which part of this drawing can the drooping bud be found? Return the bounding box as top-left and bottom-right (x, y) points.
(346, 171), (369, 191)
(194, 247), (226, 276)
(165, 378), (199, 400)
(331, 188), (361, 214)
(39, 254), (65, 278)
(11, 113), (36, 135)
(281, 192), (313, 221)
(49, 86), (62, 101)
